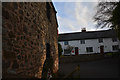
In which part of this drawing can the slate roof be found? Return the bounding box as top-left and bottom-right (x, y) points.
(58, 29), (118, 41)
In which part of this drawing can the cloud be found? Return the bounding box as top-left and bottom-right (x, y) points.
(52, 0), (99, 2)
(74, 2), (99, 27)
(54, 2), (110, 34)
(75, 3), (88, 26)
(52, 0), (119, 2)
(57, 15), (76, 33)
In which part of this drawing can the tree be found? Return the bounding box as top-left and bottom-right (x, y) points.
(93, 0), (120, 39)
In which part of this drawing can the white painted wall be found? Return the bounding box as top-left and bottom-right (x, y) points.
(59, 38), (120, 55)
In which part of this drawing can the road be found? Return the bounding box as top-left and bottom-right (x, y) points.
(59, 57), (120, 78)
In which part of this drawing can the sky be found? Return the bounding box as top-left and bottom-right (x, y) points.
(52, 1), (110, 34)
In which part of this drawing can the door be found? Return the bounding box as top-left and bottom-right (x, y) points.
(75, 47), (78, 55)
(100, 46), (104, 54)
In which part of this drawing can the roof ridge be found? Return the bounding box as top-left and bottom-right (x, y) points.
(58, 29), (116, 41)
(59, 29), (113, 35)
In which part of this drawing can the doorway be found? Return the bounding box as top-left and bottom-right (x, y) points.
(75, 47), (78, 55)
(100, 46), (104, 54)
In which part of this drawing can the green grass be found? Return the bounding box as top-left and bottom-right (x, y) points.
(105, 52), (120, 57)
(106, 53), (113, 56)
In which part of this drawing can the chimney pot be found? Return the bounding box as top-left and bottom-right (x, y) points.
(81, 27), (86, 32)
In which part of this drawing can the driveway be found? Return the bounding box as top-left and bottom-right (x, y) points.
(59, 57), (120, 78)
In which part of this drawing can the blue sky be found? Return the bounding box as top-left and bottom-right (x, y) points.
(52, 1), (110, 34)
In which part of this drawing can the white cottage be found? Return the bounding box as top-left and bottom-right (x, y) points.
(58, 29), (120, 55)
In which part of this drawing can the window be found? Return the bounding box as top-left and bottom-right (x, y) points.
(112, 38), (117, 42)
(86, 47), (93, 52)
(112, 45), (119, 51)
(80, 40), (85, 44)
(64, 41), (68, 45)
(98, 38), (103, 43)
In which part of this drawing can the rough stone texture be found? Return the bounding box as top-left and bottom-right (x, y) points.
(2, 2), (58, 78)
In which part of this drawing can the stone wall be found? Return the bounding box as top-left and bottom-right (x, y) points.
(2, 2), (58, 78)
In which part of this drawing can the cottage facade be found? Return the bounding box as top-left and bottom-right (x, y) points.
(58, 29), (120, 55)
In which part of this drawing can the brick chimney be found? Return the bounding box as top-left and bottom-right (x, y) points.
(81, 27), (86, 32)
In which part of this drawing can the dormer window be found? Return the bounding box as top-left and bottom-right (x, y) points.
(80, 40), (85, 44)
(98, 38), (103, 43)
(112, 38), (117, 42)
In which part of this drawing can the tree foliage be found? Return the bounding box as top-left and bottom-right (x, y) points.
(94, 0), (120, 39)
